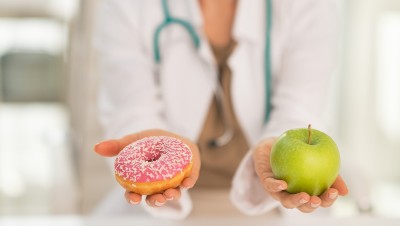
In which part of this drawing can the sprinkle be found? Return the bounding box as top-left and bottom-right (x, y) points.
(114, 136), (192, 183)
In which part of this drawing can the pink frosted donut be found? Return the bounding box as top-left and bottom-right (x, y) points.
(114, 136), (193, 195)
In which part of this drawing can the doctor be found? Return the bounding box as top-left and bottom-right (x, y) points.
(93, 0), (348, 219)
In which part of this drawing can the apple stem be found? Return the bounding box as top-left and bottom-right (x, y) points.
(308, 124), (312, 145)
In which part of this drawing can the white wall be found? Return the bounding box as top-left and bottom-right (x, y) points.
(338, 0), (400, 182)
(333, 0), (400, 216)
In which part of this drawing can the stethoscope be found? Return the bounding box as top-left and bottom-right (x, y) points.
(153, 0), (272, 148)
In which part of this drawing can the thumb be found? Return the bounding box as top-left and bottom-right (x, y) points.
(332, 175), (349, 196)
(181, 143), (201, 188)
(94, 140), (121, 157)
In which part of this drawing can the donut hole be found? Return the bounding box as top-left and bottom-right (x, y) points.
(144, 149), (163, 162)
(146, 154), (161, 162)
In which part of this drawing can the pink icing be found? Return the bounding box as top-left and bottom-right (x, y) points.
(114, 136), (192, 183)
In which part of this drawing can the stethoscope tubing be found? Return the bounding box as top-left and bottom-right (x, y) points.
(153, 0), (272, 147)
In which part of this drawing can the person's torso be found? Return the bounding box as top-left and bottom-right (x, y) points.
(121, 0), (286, 146)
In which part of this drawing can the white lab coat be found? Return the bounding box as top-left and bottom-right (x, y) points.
(93, 0), (338, 220)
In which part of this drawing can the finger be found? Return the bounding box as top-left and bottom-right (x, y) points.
(181, 146), (201, 189)
(124, 191), (142, 205)
(163, 188), (181, 201)
(94, 129), (169, 157)
(309, 196), (321, 208)
(275, 192), (310, 209)
(297, 204), (315, 213)
(180, 164), (199, 189)
(94, 136), (142, 157)
(122, 129), (196, 150)
(320, 188), (338, 208)
(146, 194), (166, 207)
(170, 135), (200, 189)
(297, 196), (321, 213)
(118, 130), (162, 149)
(252, 138), (280, 192)
(94, 140), (121, 157)
(95, 129), (197, 157)
(331, 175), (349, 196)
(175, 137), (201, 187)
(261, 177), (287, 193)
(252, 138), (277, 175)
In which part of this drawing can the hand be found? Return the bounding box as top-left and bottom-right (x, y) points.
(94, 129), (201, 208)
(253, 137), (349, 213)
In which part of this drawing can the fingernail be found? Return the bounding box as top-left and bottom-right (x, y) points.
(94, 142), (106, 153)
(165, 196), (173, 201)
(94, 143), (100, 151)
(311, 202), (320, 208)
(329, 192), (338, 200)
(278, 185), (285, 190)
(94, 142), (103, 148)
(155, 201), (165, 207)
(299, 198), (308, 204)
(129, 200), (139, 205)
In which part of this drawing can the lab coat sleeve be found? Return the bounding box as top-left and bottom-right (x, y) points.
(93, 0), (192, 219)
(230, 151), (280, 215)
(231, 0), (338, 215)
(141, 189), (192, 220)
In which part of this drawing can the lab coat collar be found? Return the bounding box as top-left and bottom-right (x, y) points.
(188, 0), (265, 45)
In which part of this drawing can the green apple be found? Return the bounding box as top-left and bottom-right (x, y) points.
(270, 125), (340, 196)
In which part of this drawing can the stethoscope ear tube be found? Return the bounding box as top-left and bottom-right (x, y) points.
(153, 0), (200, 64)
(153, 0), (272, 148)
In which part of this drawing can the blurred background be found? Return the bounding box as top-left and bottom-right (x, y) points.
(0, 0), (400, 219)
